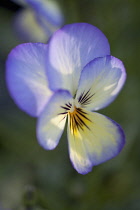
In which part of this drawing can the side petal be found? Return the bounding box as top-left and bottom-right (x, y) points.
(37, 90), (73, 150)
(76, 55), (126, 111)
(6, 43), (52, 117)
(67, 110), (125, 174)
(46, 23), (110, 95)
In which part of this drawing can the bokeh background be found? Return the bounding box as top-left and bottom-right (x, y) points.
(0, 0), (140, 209)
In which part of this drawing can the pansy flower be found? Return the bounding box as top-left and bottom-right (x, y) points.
(12, 0), (64, 42)
(6, 23), (126, 174)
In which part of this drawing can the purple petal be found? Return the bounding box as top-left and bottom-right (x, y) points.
(6, 43), (52, 117)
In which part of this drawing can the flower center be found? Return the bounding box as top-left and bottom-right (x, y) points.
(68, 106), (91, 135)
(69, 99), (81, 113)
(60, 98), (92, 136)
(62, 99), (91, 136)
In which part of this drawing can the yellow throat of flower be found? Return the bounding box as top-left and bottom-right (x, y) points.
(68, 106), (91, 136)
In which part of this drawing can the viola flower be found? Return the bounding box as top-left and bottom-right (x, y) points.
(6, 23), (126, 174)
(12, 0), (64, 42)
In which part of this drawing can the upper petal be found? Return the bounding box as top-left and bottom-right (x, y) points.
(46, 23), (110, 95)
(67, 110), (125, 174)
(6, 43), (52, 117)
(76, 55), (126, 111)
(37, 90), (73, 150)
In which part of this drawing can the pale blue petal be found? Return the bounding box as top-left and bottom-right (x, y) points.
(6, 43), (52, 117)
(37, 90), (73, 150)
(46, 23), (110, 96)
(76, 55), (126, 111)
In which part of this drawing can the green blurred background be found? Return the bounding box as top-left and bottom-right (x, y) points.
(0, 0), (140, 209)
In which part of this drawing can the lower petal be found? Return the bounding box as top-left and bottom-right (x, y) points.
(67, 110), (125, 174)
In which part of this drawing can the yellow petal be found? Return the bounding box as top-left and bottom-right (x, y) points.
(67, 109), (125, 174)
